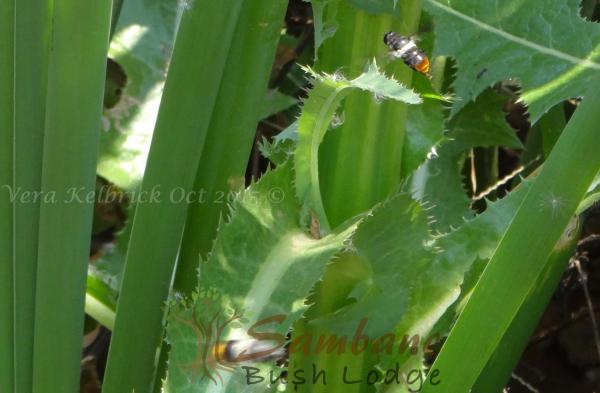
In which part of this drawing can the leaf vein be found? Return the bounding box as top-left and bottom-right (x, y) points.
(425, 0), (600, 70)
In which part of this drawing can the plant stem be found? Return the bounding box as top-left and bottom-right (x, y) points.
(290, 1), (425, 391)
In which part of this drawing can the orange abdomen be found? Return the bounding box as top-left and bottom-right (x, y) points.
(415, 57), (430, 75)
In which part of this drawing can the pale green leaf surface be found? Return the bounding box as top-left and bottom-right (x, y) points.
(258, 89), (299, 120)
(166, 163), (358, 393)
(424, 0), (600, 122)
(410, 89), (522, 232)
(365, 183), (531, 393)
(98, 0), (177, 191)
(351, 62), (422, 104)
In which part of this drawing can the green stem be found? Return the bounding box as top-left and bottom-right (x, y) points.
(309, 86), (348, 232)
(84, 294), (116, 331)
(290, 1), (425, 391)
(430, 55), (447, 92)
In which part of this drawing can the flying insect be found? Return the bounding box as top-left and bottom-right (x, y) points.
(383, 31), (431, 78)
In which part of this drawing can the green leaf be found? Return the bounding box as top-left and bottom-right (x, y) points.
(311, 193), (437, 336)
(98, 0), (178, 191)
(258, 89), (299, 120)
(102, 1), (250, 391)
(31, 1), (112, 391)
(347, 0), (398, 15)
(402, 76), (445, 177)
(85, 275), (117, 331)
(314, 0), (425, 232)
(424, 0), (600, 122)
(294, 61), (421, 231)
(0, 0), (14, 388)
(263, 76), (444, 176)
(313, 180), (530, 343)
(259, 121), (298, 166)
(173, 0), (289, 294)
(306, 0), (339, 57)
(166, 163), (359, 392)
(539, 103), (566, 158)
(13, 1), (51, 390)
(473, 216), (580, 392)
(410, 89), (522, 232)
(422, 75), (600, 393)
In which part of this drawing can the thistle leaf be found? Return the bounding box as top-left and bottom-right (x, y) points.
(424, 0), (600, 122)
(295, 61), (421, 231)
(166, 162), (359, 392)
(410, 89), (522, 232)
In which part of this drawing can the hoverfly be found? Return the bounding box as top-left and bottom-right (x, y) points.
(213, 339), (287, 364)
(383, 31), (431, 78)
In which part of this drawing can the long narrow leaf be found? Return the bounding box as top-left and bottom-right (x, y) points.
(174, 0), (288, 293)
(31, 1), (112, 391)
(423, 75), (600, 393)
(0, 0), (15, 389)
(473, 217), (580, 392)
(102, 2), (247, 392)
(13, 1), (52, 391)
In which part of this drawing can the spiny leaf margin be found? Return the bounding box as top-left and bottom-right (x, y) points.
(295, 60), (421, 232)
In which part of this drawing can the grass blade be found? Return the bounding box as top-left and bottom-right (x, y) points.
(0, 0), (15, 389)
(102, 2), (248, 392)
(423, 75), (600, 393)
(174, 0), (288, 293)
(31, 0), (112, 391)
(473, 217), (580, 392)
(13, 1), (52, 391)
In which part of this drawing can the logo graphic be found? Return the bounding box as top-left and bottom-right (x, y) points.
(172, 288), (244, 385)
